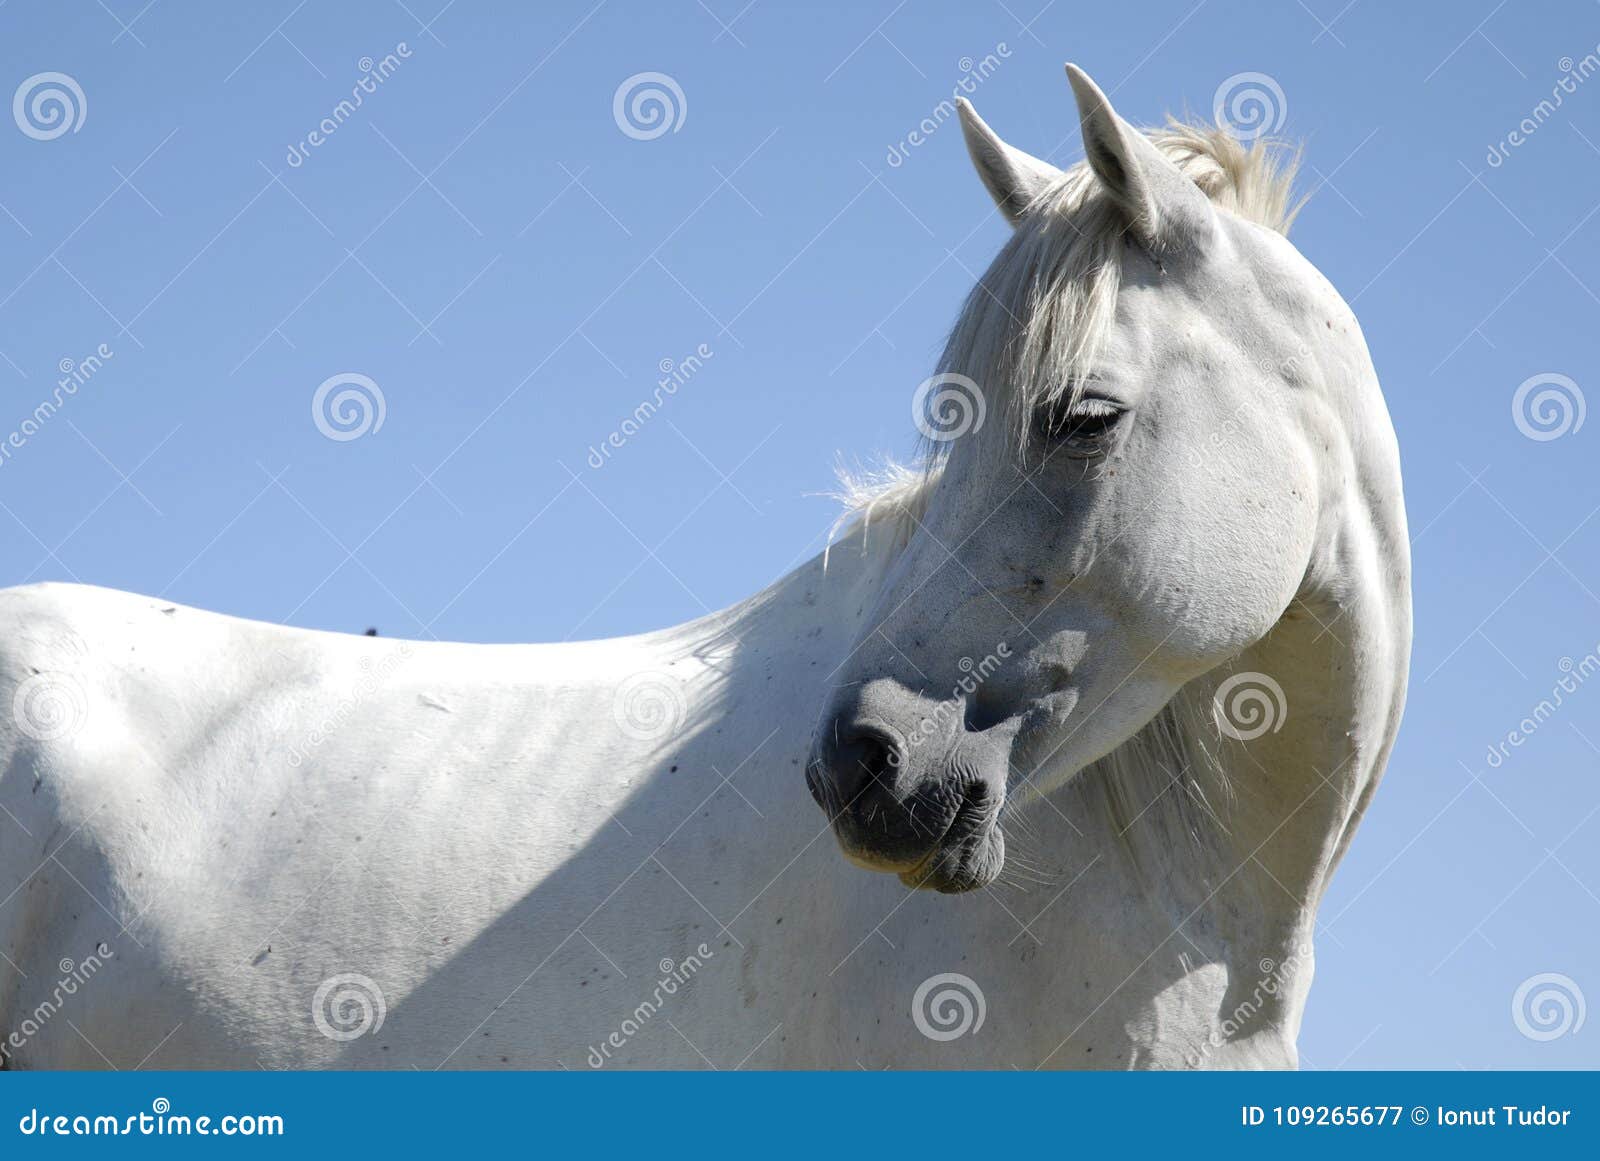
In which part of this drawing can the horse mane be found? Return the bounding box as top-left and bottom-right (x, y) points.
(827, 119), (1302, 882)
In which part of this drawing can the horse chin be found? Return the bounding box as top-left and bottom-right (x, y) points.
(899, 818), (1005, 894)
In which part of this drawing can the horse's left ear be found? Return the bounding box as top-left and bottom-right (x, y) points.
(1065, 63), (1216, 253)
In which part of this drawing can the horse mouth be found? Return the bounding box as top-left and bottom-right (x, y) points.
(897, 787), (1004, 894)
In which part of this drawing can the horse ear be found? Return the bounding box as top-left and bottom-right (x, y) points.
(956, 98), (1061, 226)
(1064, 63), (1215, 252)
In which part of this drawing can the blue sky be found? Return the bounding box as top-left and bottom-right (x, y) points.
(2, 0), (1597, 1068)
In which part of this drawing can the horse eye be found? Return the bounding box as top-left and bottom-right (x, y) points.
(1035, 397), (1125, 451)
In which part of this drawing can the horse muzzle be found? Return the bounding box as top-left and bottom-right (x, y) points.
(806, 710), (1009, 894)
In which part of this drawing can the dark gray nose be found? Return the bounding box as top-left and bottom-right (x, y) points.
(810, 723), (900, 811)
(807, 679), (1014, 891)
(808, 714), (954, 872)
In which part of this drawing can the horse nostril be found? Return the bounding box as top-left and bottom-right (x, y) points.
(833, 727), (900, 805)
(964, 687), (1011, 733)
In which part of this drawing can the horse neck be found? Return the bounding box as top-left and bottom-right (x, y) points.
(1200, 602), (1399, 936)
(1212, 368), (1412, 931)
(1003, 450), (1410, 1063)
(641, 518), (904, 776)
(1105, 436), (1409, 1048)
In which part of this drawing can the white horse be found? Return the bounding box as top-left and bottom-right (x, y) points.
(0, 66), (1408, 1070)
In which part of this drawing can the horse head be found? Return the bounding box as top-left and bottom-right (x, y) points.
(807, 65), (1383, 894)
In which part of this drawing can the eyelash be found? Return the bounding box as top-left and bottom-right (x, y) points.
(1035, 398), (1124, 449)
